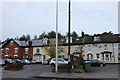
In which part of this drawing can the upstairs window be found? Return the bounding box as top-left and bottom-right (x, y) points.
(6, 48), (9, 54)
(14, 48), (18, 53)
(1, 49), (4, 54)
(96, 54), (100, 59)
(25, 48), (29, 53)
(74, 46), (79, 52)
(104, 44), (108, 50)
(36, 48), (40, 53)
(94, 36), (100, 42)
(10, 41), (14, 46)
(60, 46), (64, 52)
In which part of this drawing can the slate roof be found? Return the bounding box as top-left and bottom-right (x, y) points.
(31, 40), (43, 46)
(14, 40), (26, 46)
(2, 32), (120, 48)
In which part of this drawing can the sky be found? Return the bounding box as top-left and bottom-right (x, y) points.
(0, 0), (119, 41)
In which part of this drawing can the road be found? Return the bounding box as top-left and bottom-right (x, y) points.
(1, 64), (120, 80)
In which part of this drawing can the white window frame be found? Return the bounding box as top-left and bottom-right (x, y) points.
(1, 49), (4, 54)
(14, 48), (18, 53)
(5, 48), (9, 54)
(25, 48), (29, 53)
(36, 48), (40, 53)
(10, 41), (14, 46)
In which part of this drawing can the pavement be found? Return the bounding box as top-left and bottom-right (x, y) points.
(38, 64), (119, 80)
(2, 64), (120, 80)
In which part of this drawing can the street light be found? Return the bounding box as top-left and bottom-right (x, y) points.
(55, 0), (58, 73)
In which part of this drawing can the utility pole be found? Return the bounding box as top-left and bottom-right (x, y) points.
(68, 0), (71, 73)
(55, 0), (58, 73)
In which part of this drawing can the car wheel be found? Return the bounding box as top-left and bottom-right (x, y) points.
(51, 63), (55, 67)
(100, 64), (103, 67)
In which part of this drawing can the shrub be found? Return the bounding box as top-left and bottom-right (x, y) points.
(4, 62), (24, 70)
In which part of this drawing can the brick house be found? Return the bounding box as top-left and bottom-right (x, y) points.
(2, 39), (33, 60)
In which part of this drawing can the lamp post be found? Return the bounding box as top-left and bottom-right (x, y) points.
(68, 0), (71, 73)
(55, 0), (58, 73)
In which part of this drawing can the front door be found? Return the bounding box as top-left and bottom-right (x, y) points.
(34, 55), (42, 62)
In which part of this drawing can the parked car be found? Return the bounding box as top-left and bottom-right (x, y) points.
(31, 60), (37, 64)
(50, 58), (68, 67)
(89, 58), (106, 67)
(11, 59), (22, 64)
(0, 58), (5, 66)
(43, 60), (49, 65)
(21, 59), (31, 65)
(3, 59), (13, 65)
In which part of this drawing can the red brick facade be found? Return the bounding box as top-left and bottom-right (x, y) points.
(2, 40), (33, 60)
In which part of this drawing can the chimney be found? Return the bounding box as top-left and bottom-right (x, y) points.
(81, 31), (84, 38)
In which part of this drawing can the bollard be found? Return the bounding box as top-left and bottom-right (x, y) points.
(71, 64), (74, 71)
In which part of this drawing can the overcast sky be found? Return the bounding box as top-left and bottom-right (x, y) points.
(0, 0), (118, 41)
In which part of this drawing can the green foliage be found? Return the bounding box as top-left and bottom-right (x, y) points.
(71, 65), (85, 73)
(47, 31), (56, 38)
(19, 34), (31, 41)
(71, 31), (78, 38)
(39, 32), (47, 39)
(45, 45), (56, 58)
(66, 31), (78, 38)
(33, 35), (38, 40)
(45, 41), (63, 58)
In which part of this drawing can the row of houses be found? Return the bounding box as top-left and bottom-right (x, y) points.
(1, 32), (120, 63)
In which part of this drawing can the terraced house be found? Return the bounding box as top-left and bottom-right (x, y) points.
(1, 32), (120, 63)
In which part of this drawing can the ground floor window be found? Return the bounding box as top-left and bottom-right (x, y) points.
(96, 54), (99, 59)
(87, 53), (93, 60)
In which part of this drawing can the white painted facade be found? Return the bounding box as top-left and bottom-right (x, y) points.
(82, 43), (119, 63)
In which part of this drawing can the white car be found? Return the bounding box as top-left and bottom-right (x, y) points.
(21, 59), (31, 64)
(31, 60), (37, 64)
(0, 58), (5, 66)
(50, 58), (68, 67)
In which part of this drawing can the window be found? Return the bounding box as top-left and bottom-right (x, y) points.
(1, 49), (4, 54)
(36, 48), (40, 53)
(94, 36), (100, 42)
(96, 54), (99, 58)
(25, 48), (29, 53)
(87, 53), (93, 60)
(104, 44), (108, 50)
(10, 41), (14, 46)
(9, 55), (13, 58)
(6, 48), (9, 53)
(60, 47), (64, 52)
(88, 45), (91, 47)
(14, 48), (18, 53)
(74, 46), (79, 52)
(94, 44), (97, 46)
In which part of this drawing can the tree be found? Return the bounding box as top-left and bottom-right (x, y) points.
(65, 32), (72, 37)
(71, 31), (78, 38)
(33, 35), (38, 40)
(19, 35), (26, 41)
(44, 40), (63, 58)
(39, 32), (47, 39)
(14, 36), (19, 40)
(26, 34), (31, 40)
(44, 40), (56, 58)
(47, 31), (56, 38)
(19, 34), (31, 41)
(2, 38), (10, 44)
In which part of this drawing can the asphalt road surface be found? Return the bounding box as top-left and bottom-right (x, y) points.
(1, 64), (119, 80)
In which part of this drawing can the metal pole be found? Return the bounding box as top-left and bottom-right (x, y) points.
(55, 0), (58, 73)
(68, 0), (71, 73)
